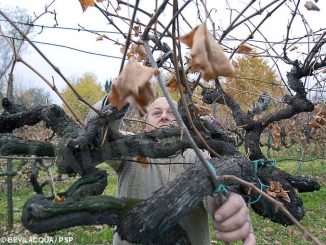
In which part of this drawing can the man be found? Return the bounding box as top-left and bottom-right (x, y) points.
(89, 97), (256, 244)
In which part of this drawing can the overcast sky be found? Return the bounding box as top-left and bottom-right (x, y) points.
(0, 0), (325, 104)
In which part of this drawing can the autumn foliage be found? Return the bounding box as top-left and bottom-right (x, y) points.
(225, 55), (284, 112)
(62, 73), (105, 120)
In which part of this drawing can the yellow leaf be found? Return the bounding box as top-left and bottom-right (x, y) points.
(108, 58), (159, 114)
(53, 196), (65, 203)
(180, 23), (235, 80)
(79, 0), (94, 12)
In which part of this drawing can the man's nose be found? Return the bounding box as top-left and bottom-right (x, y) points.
(160, 111), (170, 120)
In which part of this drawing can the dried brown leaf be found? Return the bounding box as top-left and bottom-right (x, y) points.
(314, 103), (326, 117)
(272, 123), (281, 136)
(166, 74), (178, 92)
(180, 23), (235, 80)
(266, 181), (290, 202)
(133, 25), (141, 37)
(120, 47), (126, 54)
(180, 27), (196, 47)
(79, 0), (103, 12)
(136, 155), (150, 168)
(194, 102), (211, 116)
(96, 34), (108, 41)
(108, 58), (159, 113)
(237, 44), (253, 53)
(231, 60), (240, 70)
(116, 5), (121, 11)
(304, 1), (320, 11)
(79, 0), (94, 12)
(267, 123), (274, 129)
(311, 103), (326, 129)
(253, 115), (262, 121)
(127, 44), (147, 62)
(290, 46), (298, 51)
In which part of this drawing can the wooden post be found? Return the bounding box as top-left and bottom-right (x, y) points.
(6, 158), (13, 229)
(6, 159), (14, 230)
(6, 73), (14, 99)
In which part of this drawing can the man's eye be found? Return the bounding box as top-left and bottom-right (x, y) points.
(153, 111), (162, 116)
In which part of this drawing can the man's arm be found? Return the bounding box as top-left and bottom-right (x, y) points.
(192, 151), (255, 243)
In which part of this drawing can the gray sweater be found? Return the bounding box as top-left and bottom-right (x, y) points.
(110, 149), (212, 245)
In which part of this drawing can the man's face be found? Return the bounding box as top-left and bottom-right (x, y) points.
(145, 97), (177, 132)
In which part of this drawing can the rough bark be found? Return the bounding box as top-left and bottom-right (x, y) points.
(21, 152), (313, 242)
(254, 168), (305, 224)
(0, 134), (54, 156)
(22, 153), (256, 243)
(118, 154), (256, 243)
(22, 195), (190, 244)
(0, 97), (321, 242)
(55, 124), (237, 176)
(201, 66), (319, 194)
(244, 126), (265, 160)
(0, 106), (45, 133)
(261, 94), (314, 126)
(277, 169), (321, 193)
(0, 99), (80, 137)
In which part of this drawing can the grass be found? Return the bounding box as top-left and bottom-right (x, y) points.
(0, 162), (117, 244)
(0, 158), (325, 244)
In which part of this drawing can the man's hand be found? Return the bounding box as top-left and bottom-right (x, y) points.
(212, 193), (256, 244)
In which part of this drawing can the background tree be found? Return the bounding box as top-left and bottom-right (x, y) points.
(15, 87), (51, 108)
(104, 79), (112, 93)
(61, 73), (105, 120)
(225, 55), (284, 113)
(205, 55), (285, 131)
(0, 4), (32, 98)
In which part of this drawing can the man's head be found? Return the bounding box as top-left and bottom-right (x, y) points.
(145, 97), (177, 132)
